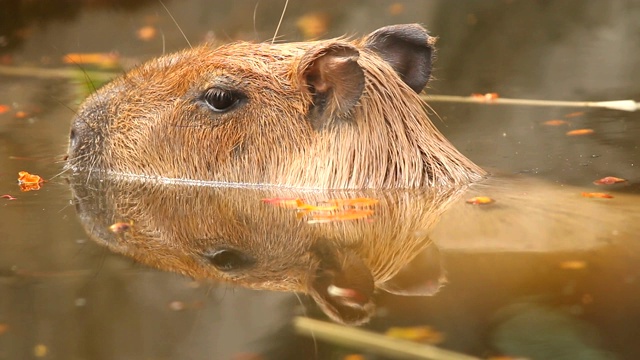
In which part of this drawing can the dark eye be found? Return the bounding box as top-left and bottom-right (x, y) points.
(204, 248), (254, 272)
(202, 88), (242, 112)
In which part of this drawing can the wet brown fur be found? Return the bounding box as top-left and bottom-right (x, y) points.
(67, 25), (485, 189)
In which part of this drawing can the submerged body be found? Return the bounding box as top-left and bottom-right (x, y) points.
(66, 24), (484, 189)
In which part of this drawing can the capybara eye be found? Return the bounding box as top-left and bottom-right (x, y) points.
(204, 248), (254, 272)
(202, 88), (242, 113)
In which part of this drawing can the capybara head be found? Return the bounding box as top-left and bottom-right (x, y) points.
(67, 24), (484, 189)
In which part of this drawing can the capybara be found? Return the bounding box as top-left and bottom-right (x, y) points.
(66, 24), (485, 189)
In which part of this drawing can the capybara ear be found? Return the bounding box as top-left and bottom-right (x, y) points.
(364, 24), (435, 93)
(309, 243), (375, 325)
(378, 242), (446, 296)
(298, 43), (365, 130)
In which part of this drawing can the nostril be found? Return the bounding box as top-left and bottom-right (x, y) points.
(69, 128), (77, 149)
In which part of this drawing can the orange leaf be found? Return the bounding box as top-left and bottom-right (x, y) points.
(560, 260), (587, 270)
(471, 92), (499, 102)
(18, 171), (43, 184)
(543, 119), (568, 126)
(136, 26), (157, 41)
(296, 12), (329, 39)
(17, 171), (44, 192)
(261, 198), (304, 208)
(297, 203), (339, 212)
(385, 326), (445, 344)
(328, 197), (379, 207)
(564, 111), (585, 118)
(62, 52), (120, 68)
(566, 128), (594, 136)
(581, 192), (613, 199)
(308, 209), (374, 224)
(344, 355), (366, 360)
(387, 3), (405, 15)
(593, 176), (626, 185)
(0, 104), (10, 114)
(466, 196), (494, 205)
(14, 110), (28, 119)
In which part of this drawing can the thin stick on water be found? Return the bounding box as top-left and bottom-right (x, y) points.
(0, 65), (117, 82)
(0, 63), (636, 112)
(293, 317), (480, 360)
(421, 94), (640, 112)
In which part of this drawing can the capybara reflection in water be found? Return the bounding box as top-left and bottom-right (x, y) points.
(67, 24), (485, 189)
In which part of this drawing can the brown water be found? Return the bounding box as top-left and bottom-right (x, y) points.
(1, 1), (639, 359)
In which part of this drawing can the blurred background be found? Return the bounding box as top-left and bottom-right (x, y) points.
(0, 1), (639, 359)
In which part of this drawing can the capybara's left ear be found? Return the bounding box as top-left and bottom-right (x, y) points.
(364, 24), (436, 93)
(298, 43), (365, 130)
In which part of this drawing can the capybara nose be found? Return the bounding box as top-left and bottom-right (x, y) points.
(66, 93), (114, 169)
(67, 110), (98, 162)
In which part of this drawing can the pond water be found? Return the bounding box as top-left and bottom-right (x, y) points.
(1, 1), (639, 359)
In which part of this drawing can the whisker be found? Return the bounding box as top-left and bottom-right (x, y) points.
(271, 0), (289, 45)
(158, 0), (192, 49)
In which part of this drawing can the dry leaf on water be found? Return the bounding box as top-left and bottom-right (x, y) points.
(471, 92), (499, 102)
(564, 111), (585, 118)
(581, 192), (613, 199)
(63, 52), (120, 68)
(543, 119), (568, 126)
(385, 325), (445, 344)
(593, 176), (626, 185)
(560, 260), (587, 270)
(466, 196), (494, 205)
(17, 171), (44, 192)
(566, 129), (594, 136)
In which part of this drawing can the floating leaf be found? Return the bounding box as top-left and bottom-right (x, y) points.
(564, 111), (585, 118)
(581, 192), (613, 199)
(387, 3), (405, 15)
(328, 197), (379, 207)
(466, 196), (494, 205)
(0, 104), (10, 114)
(385, 325), (445, 344)
(63, 52), (120, 68)
(17, 171), (44, 192)
(343, 355), (366, 360)
(297, 203), (339, 212)
(296, 12), (329, 39)
(14, 110), (28, 119)
(560, 260), (587, 270)
(566, 128), (594, 136)
(33, 344), (48, 357)
(265, 197), (378, 223)
(261, 197), (303, 208)
(593, 176), (626, 185)
(1, 194), (16, 200)
(543, 119), (568, 126)
(307, 209), (374, 224)
(471, 92), (499, 102)
(136, 25), (157, 41)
